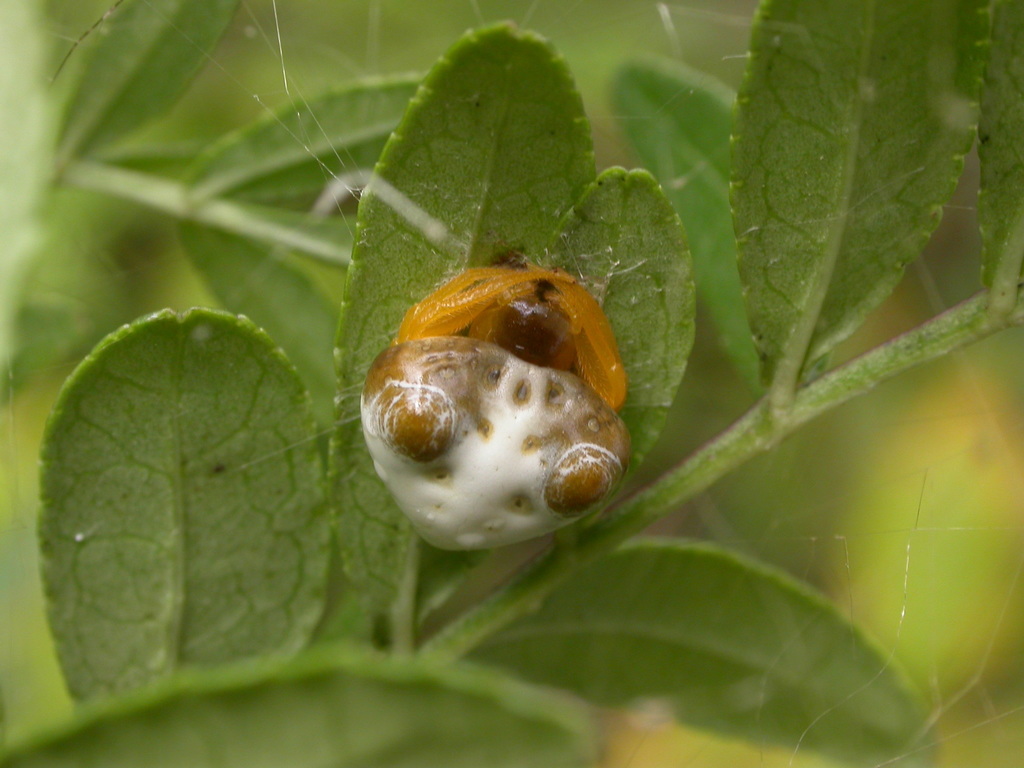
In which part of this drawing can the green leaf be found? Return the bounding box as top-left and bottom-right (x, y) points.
(0, 0), (54, 386)
(549, 168), (695, 463)
(203, 203), (354, 266)
(189, 78), (420, 208)
(732, 0), (987, 393)
(0, 649), (595, 768)
(59, 160), (354, 266)
(100, 141), (208, 180)
(57, 0), (240, 165)
(473, 539), (930, 767)
(613, 59), (759, 391)
(179, 225), (339, 426)
(330, 24), (594, 617)
(979, 0), (1024, 316)
(416, 547), (487, 624)
(6, 298), (80, 398)
(39, 309), (329, 701)
(310, 577), (375, 645)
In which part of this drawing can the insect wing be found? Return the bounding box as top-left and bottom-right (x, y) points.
(397, 267), (533, 341)
(553, 281), (627, 411)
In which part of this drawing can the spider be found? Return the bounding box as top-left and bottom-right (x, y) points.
(396, 261), (627, 411)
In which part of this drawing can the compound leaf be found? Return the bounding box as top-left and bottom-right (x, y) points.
(613, 58), (758, 391)
(550, 168), (694, 463)
(57, 0), (239, 164)
(732, 0), (987, 391)
(0, 650), (594, 768)
(188, 78), (420, 208)
(979, 0), (1024, 313)
(39, 309), (329, 700)
(330, 23), (594, 617)
(473, 538), (931, 767)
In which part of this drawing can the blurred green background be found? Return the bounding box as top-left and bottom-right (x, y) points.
(2, 1), (1023, 765)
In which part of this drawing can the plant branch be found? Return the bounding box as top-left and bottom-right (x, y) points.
(390, 533), (420, 654)
(61, 160), (352, 266)
(985, 206), (1024, 322)
(422, 288), (1024, 659)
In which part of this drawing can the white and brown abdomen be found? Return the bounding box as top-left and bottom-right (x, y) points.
(361, 336), (630, 549)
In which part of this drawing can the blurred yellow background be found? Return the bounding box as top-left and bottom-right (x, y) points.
(2, 1), (1022, 765)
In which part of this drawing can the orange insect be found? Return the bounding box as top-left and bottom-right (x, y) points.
(396, 262), (627, 411)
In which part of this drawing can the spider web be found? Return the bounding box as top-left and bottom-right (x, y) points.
(2, 1), (1024, 766)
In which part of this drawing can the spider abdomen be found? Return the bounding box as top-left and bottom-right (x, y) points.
(361, 336), (630, 549)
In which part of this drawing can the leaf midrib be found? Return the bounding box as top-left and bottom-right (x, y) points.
(770, 0), (877, 407)
(485, 618), (915, 739)
(484, 619), (837, 695)
(465, 70), (513, 262)
(167, 320), (187, 669)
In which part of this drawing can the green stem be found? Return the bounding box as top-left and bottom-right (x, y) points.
(422, 289), (1023, 659)
(390, 533), (420, 654)
(61, 160), (352, 266)
(985, 205), (1024, 322)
